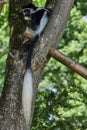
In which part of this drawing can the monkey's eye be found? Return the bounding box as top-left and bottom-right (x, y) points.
(23, 9), (30, 15)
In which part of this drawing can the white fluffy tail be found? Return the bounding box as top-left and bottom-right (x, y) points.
(22, 68), (33, 125)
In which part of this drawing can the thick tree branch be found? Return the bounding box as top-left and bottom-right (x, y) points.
(32, 0), (74, 70)
(49, 48), (87, 80)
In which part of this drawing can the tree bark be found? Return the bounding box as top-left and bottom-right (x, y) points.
(0, 0), (74, 130)
(49, 48), (87, 80)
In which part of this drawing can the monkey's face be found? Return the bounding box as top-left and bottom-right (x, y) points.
(23, 8), (32, 21)
(22, 4), (37, 21)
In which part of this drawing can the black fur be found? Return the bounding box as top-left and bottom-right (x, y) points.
(23, 4), (51, 69)
(22, 4), (51, 125)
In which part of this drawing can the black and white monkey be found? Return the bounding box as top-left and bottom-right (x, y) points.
(22, 3), (51, 125)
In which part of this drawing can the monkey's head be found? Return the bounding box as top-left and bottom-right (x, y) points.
(22, 3), (37, 21)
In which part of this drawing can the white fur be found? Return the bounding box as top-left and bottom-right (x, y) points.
(22, 69), (33, 125)
(24, 16), (31, 21)
(35, 11), (48, 34)
(32, 8), (50, 14)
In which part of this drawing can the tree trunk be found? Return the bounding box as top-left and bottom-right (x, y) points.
(0, 0), (74, 130)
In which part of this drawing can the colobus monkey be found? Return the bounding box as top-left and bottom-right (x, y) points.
(22, 3), (51, 125)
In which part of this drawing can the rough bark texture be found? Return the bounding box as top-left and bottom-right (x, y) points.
(0, 0), (74, 130)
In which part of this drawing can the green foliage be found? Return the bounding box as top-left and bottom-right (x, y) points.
(33, 0), (46, 7)
(31, 1), (87, 130)
(0, 0), (87, 130)
(0, 4), (9, 93)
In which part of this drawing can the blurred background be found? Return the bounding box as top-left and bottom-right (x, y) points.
(0, 0), (87, 129)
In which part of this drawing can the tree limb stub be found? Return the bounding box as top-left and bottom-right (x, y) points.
(23, 27), (34, 41)
(49, 48), (87, 80)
